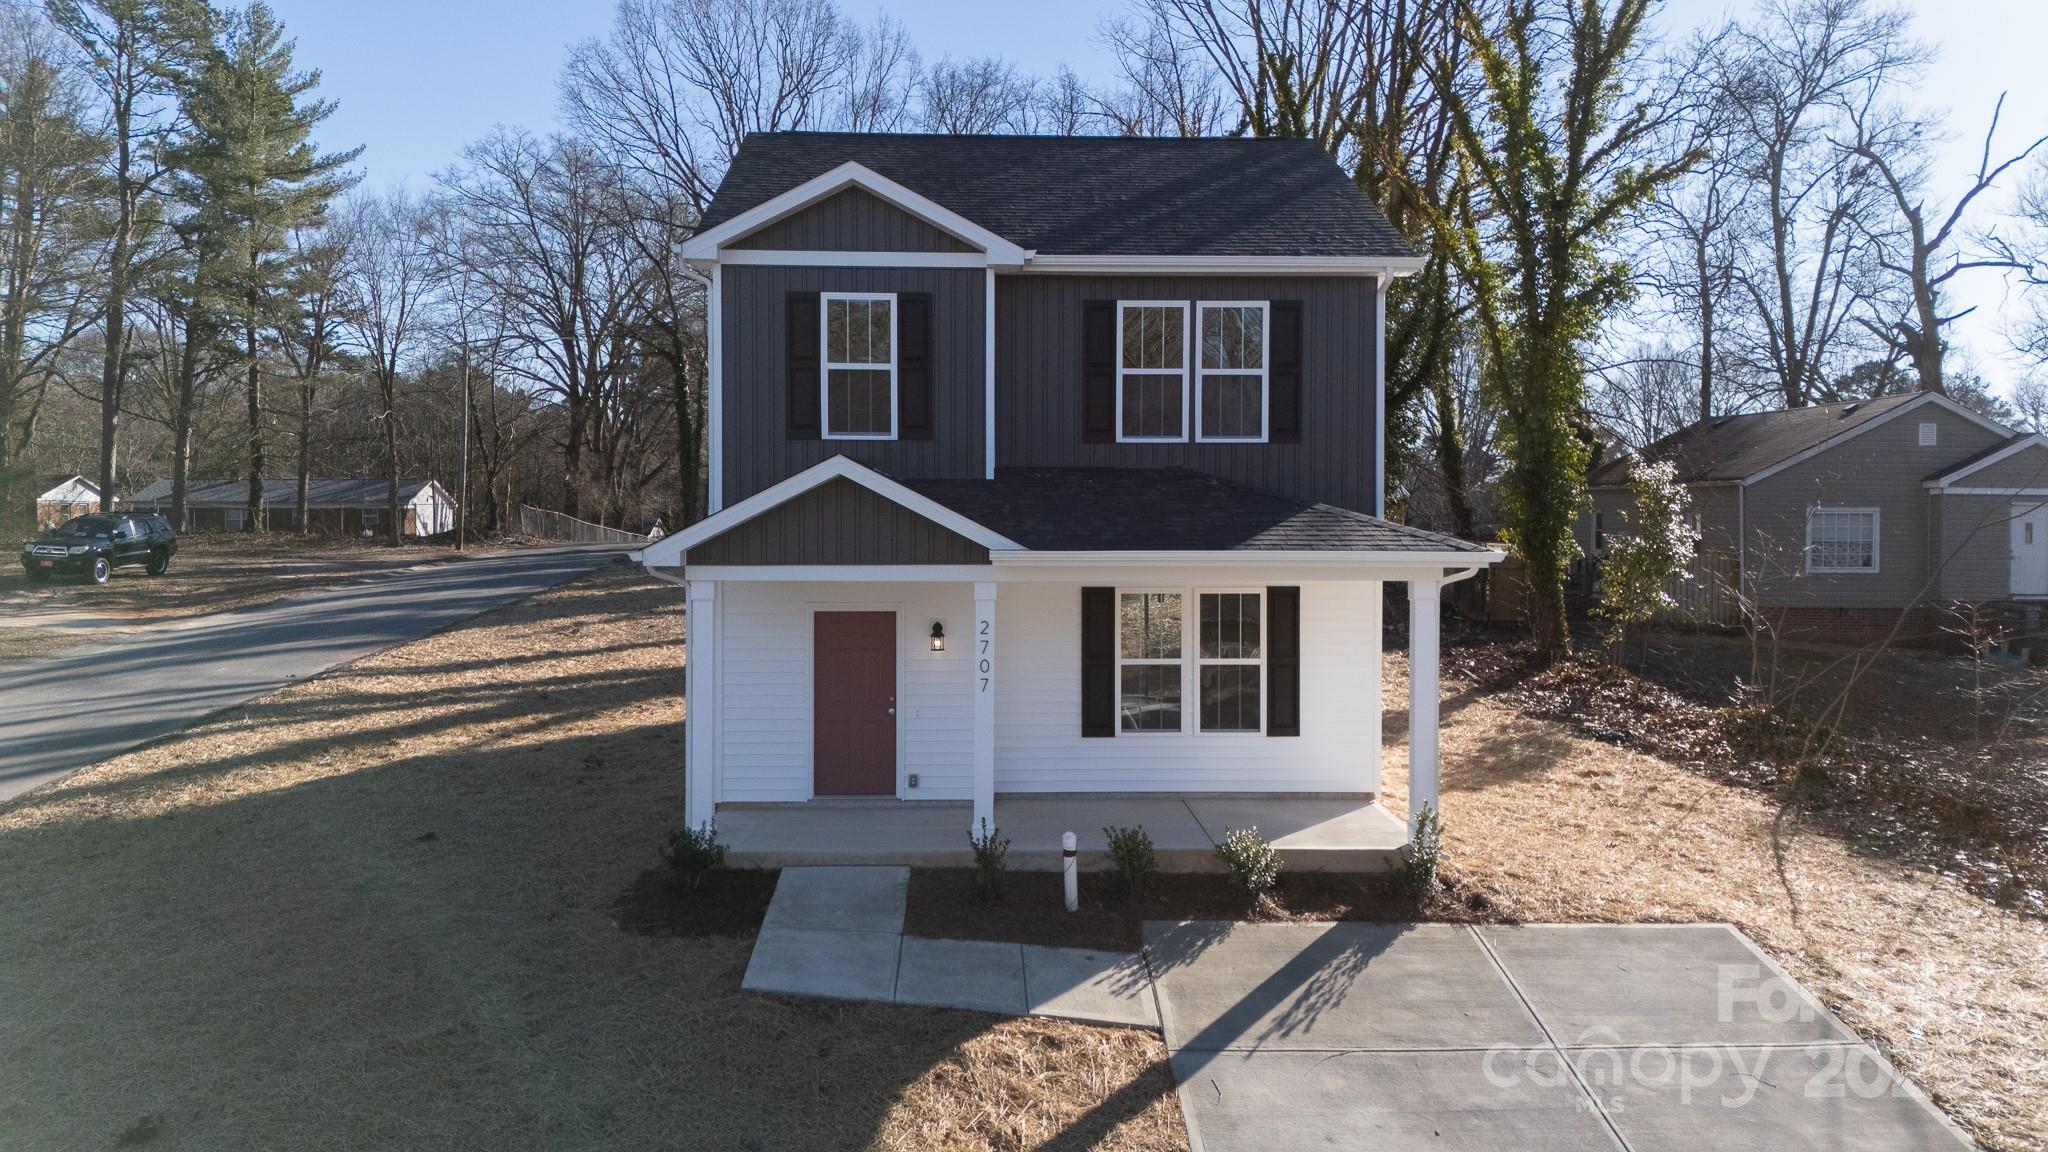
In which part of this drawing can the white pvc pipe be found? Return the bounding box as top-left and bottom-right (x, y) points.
(1062, 831), (1079, 912)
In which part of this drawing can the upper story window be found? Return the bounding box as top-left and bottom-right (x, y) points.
(823, 292), (896, 439)
(1117, 302), (1188, 442)
(1197, 302), (1268, 442)
(1806, 507), (1878, 573)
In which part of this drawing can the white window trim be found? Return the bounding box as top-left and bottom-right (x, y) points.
(1113, 586), (1268, 738)
(1195, 588), (1266, 735)
(1194, 301), (1270, 443)
(1115, 300), (1189, 443)
(821, 291), (898, 441)
(1805, 505), (1880, 574)
(1116, 589), (1186, 735)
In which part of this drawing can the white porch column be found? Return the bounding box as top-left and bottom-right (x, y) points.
(1406, 578), (1441, 841)
(972, 581), (997, 835)
(685, 579), (718, 831)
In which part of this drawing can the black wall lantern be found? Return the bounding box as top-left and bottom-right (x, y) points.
(929, 620), (946, 651)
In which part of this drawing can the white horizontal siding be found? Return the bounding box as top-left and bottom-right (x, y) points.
(994, 580), (1382, 793)
(717, 582), (976, 802)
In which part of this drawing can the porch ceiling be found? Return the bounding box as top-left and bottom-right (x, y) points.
(718, 795), (1407, 873)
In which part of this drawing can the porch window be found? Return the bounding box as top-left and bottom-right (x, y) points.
(1118, 591), (1183, 732)
(1806, 507), (1878, 573)
(1198, 591), (1262, 732)
(823, 292), (896, 439)
(1117, 302), (1187, 441)
(1197, 302), (1267, 442)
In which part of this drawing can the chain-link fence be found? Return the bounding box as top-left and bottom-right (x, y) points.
(518, 505), (649, 544)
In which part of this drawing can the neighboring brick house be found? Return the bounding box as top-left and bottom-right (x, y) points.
(633, 132), (1503, 854)
(32, 475), (100, 527)
(1584, 391), (2048, 643)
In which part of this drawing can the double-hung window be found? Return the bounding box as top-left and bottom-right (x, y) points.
(1118, 592), (1183, 732)
(822, 292), (896, 439)
(1197, 591), (1262, 732)
(1196, 302), (1267, 442)
(1115, 589), (1265, 734)
(1806, 507), (1878, 573)
(1117, 302), (1187, 441)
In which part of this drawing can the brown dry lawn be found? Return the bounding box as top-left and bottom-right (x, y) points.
(1381, 654), (2048, 1152)
(0, 569), (1183, 1152)
(4, 567), (2041, 1150)
(0, 532), (496, 622)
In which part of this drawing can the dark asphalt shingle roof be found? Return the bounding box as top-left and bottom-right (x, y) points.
(1589, 393), (1931, 487)
(702, 132), (1412, 258)
(1924, 434), (2041, 483)
(905, 467), (1488, 553)
(127, 477), (439, 507)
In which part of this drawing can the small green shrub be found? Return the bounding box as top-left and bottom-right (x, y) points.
(1214, 826), (1281, 899)
(1397, 803), (1443, 900)
(661, 822), (726, 892)
(1103, 824), (1158, 902)
(968, 818), (1010, 902)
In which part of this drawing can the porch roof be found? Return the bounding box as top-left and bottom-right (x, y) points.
(907, 468), (1491, 554)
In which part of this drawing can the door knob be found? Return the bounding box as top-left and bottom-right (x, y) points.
(888, 707), (896, 715)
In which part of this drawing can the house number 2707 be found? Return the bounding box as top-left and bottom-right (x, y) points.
(978, 619), (992, 693)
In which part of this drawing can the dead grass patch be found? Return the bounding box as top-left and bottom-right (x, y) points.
(1384, 649), (2048, 1152)
(0, 569), (1180, 1152)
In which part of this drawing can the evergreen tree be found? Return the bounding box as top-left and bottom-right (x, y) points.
(170, 1), (355, 529)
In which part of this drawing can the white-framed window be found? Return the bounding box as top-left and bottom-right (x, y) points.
(1196, 301), (1268, 442)
(1116, 301), (1188, 442)
(1197, 590), (1263, 733)
(822, 291), (896, 440)
(1117, 591), (1183, 732)
(1806, 506), (1879, 573)
(1115, 587), (1265, 735)
(1918, 422), (1938, 447)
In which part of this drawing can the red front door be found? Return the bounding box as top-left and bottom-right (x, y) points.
(813, 611), (897, 796)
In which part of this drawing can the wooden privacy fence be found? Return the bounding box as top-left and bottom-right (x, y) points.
(1662, 552), (1743, 627)
(518, 505), (649, 545)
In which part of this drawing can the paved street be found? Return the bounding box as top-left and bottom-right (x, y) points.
(0, 545), (622, 803)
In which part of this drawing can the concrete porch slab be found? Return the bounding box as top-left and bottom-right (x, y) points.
(1170, 1048), (1622, 1152)
(721, 796), (1408, 872)
(895, 937), (1028, 1014)
(1570, 1044), (1974, 1150)
(1022, 945), (1160, 1027)
(1144, 921), (1547, 1052)
(759, 866), (908, 934)
(742, 926), (901, 1002)
(1478, 924), (1853, 1048)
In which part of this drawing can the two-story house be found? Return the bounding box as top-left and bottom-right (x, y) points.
(636, 132), (1501, 867)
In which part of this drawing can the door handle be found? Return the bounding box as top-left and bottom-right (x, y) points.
(887, 707), (896, 715)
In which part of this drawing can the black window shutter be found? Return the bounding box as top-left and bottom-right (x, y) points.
(1082, 300), (1115, 443)
(1081, 586), (1116, 737)
(897, 292), (933, 440)
(1266, 586), (1301, 737)
(1270, 301), (1303, 444)
(786, 292), (821, 439)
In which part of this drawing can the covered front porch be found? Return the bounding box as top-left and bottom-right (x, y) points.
(717, 794), (1410, 872)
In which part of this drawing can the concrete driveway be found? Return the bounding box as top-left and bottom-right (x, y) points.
(1146, 922), (1973, 1152)
(0, 545), (623, 803)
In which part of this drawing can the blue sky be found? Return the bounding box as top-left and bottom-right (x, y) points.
(269, 0), (2047, 394)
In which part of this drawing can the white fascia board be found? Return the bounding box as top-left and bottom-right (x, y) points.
(1742, 392), (2011, 487)
(637, 455), (1023, 568)
(682, 161), (1027, 264)
(718, 250), (992, 269)
(1923, 434), (2048, 488)
(992, 548), (1505, 568)
(1019, 254), (1428, 278)
(1935, 486), (2048, 497)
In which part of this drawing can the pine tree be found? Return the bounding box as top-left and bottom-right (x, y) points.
(170, 1), (355, 529)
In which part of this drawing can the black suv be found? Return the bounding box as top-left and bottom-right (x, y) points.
(20, 512), (177, 585)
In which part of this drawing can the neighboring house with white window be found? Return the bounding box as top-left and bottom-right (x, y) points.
(1584, 391), (2048, 643)
(634, 132), (1502, 867)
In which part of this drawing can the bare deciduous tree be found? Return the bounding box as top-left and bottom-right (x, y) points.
(341, 191), (435, 545)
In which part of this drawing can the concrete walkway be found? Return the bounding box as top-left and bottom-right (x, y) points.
(1149, 921), (1974, 1152)
(0, 545), (624, 803)
(740, 867), (1159, 1026)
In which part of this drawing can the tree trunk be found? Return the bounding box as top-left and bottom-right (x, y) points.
(1429, 374), (1478, 540)
(295, 382), (312, 534)
(384, 374), (400, 547)
(171, 331), (198, 530)
(562, 389), (585, 520)
(244, 297), (263, 531)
